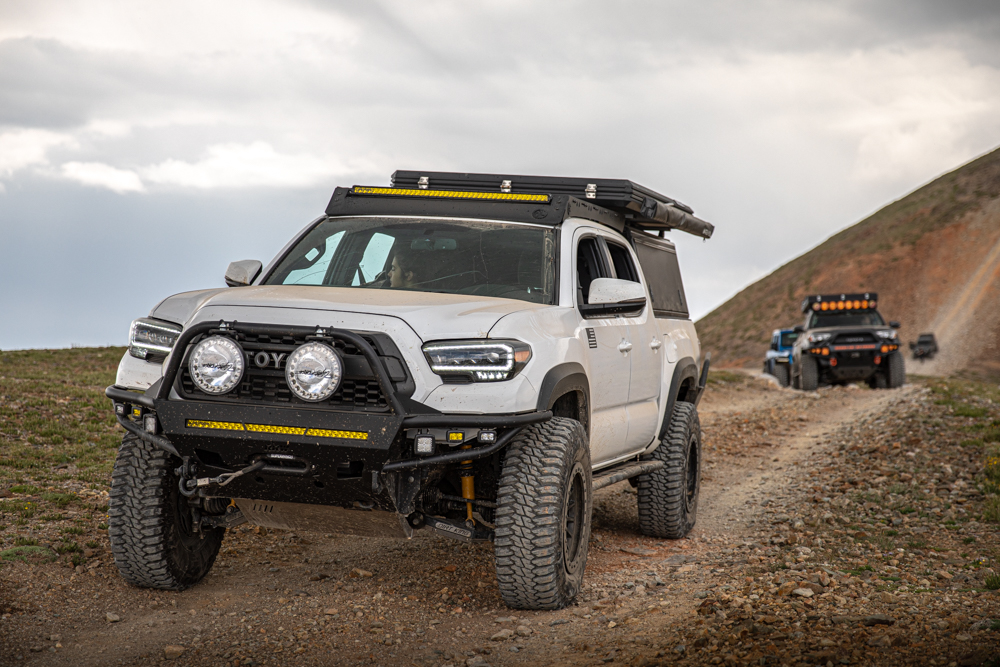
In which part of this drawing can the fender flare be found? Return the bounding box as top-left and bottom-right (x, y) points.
(658, 356), (699, 441)
(535, 362), (590, 433)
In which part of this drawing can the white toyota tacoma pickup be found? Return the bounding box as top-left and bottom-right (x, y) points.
(106, 171), (714, 610)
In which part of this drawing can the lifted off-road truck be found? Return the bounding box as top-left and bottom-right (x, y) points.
(105, 171), (714, 610)
(790, 293), (904, 391)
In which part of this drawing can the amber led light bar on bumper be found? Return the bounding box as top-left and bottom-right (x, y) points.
(185, 419), (367, 440)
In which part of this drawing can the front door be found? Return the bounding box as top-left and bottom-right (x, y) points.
(575, 233), (632, 466)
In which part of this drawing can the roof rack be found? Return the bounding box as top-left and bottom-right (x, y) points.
(370, 170), (715, 238)
(801, 293), (878, 313)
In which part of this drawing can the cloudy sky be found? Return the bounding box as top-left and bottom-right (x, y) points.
(1, 1), (999, 350)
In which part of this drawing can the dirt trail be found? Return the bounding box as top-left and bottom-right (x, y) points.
(2, 378), (992, 667)
(918, 204), (1000, 376)
(693, 378), (914, 538)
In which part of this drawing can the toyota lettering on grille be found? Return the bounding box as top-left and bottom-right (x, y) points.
(251, 351), (287, 369)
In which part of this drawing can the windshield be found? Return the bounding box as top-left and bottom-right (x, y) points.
(808, 311), (886, 329)
(779, 332), (798, 348)
(264, 217), (557, 304)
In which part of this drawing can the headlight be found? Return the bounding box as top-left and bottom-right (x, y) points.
(422, 340), (531, 382)
(188, 336), (245, 395)
(129, 317), (182, 361)
(285, 342), (343, 402)
(807, 332), (831, 344)
(876, 330), (897, 340)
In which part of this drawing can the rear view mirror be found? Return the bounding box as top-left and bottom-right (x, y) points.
(770, 341), (778, 351)
(793, 325), (805, 334)
(890, 321), (901, 329)
(225, 260), (262, 287)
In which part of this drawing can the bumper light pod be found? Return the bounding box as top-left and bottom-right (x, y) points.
(414, 434), (435, 455)
(189, 336), (245, 395)
(285, 342), (343, 402)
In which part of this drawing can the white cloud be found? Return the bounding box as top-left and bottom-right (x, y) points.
(0, 128), (74, 176)
(61, 161), (144, 192)
(140, 142), (351, 189)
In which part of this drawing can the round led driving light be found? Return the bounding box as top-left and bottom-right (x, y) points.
(285, 342), (342, 402)
(188, 336), (245, 395)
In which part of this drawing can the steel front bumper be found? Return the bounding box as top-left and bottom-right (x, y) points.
(106, 321), (550, 523)
(802, 340), (899, 381)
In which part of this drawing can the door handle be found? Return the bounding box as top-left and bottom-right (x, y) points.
(650, 338), (662, 350)
(618, 340), (633, 353)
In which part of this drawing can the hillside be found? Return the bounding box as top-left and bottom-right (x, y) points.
(697, 145), (1000, 376)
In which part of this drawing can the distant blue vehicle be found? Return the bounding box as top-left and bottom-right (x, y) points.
(763, 328), (798, 387)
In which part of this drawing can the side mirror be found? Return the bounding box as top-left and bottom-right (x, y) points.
(580, 278), (647, 318)
(770, 341), (778, 351)
(890, 321), (901, 329)
(793, 325), (805, 334)
(225, 260), (262, 287)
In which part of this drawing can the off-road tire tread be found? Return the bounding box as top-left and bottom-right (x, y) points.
(637, 402), (700, 539)
(108, 433), (223, 590)
(494, 417), (590, 611)
(774, 364), (790, 388)
(800, 356), (819, 391)
(886, 351), (906, 388)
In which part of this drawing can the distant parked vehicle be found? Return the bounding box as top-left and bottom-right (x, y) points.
(910, 333), (938, 361)
(763, 328), (798, 387)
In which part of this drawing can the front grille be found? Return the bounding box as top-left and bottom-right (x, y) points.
(832, 333), (876, 344)
(177, 329), (393, 412)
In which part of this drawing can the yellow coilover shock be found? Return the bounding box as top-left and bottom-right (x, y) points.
(459, 444), (475, 526)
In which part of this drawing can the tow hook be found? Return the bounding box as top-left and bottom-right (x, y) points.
(178, 459), (267, 497)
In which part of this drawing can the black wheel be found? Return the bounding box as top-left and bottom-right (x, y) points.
(774, 364), (790, 387)
(494, 417), (591, 610)
(637, 402), (701, 539)
(800, 356), (819, 391)
(886, 351), (906, 388)
(108, 433), (224, 590)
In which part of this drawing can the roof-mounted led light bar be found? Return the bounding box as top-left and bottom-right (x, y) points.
(801, 293), (878, 313)
(351, 186), (550, 204)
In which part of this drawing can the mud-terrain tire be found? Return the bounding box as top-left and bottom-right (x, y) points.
(637, 402), (701, 539)
(868, 372), (888, 389)
(108, 432), (224, 590)
(799, 356), (819, 391)
(494, 417), (591, 610)
(774, 364), (790, 388)
(886, 351), (906, 388)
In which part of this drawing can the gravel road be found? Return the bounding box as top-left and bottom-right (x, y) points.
(2, 374), (998, 666)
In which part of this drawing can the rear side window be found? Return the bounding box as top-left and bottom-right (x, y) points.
(606, 241), (639, 282)
(632, 235), (688, 318)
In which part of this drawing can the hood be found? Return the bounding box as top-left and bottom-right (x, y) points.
(151, 285), (546, 341)
(149, 288), (228, 325)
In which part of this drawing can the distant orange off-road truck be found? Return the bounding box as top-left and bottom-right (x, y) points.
(789, 293), (905, 390)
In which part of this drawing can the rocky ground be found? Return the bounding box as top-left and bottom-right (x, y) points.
(1, 350), (998, 666)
